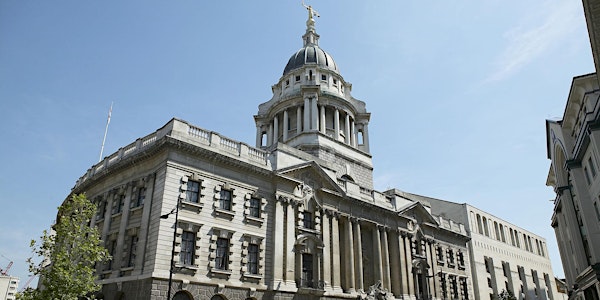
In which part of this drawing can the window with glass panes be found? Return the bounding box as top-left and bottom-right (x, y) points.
(302, 253), (314, 287)
(186, 180), (201, 203)
(303, 211), (313, 229)
(127, 235), (138, 267)
(216, 237), (229, 270)
(135, 187), (146, 207)
(180, 231), (195, 265)
(249, 197), (261, 218)
(248, 243), (259, 274)
(220, 189), (232, 210)
(113, 194), (125, 214)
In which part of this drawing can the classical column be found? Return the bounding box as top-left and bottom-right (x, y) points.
(398, 231), (408, 296)
(381, 227), (391, 290)
(267, 123), (273, 146)
(285, 201), (296, 285)
(345, 113), (351, 144)
(320, 105), (326, 134)
(389, 230), (402, 297)
(297, 106), (302, 134)
(334, 109), (340, 141)
(255, 125), (262, 147)
(344, 217), (355, 292)
(350, 120), (356, 147)
(304, 97), (310, 132)
(311, 97), (318, 130)
(331, 213), (342, 291)
(426, 240), (436, 298)
(404, 234), (415, 296)
(363, 123), (370, 152)
(273, 198), (286, 285)
(353, 219), (364, 291)
(322, 210), (332, 289)
(283, 110), (289, 142)
(373, 226), (383, 284)
(273, 114), (279, 144)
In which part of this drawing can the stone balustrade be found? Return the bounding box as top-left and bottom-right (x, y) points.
(74, 118), (269, 189)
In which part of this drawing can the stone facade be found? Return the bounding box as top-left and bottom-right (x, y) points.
(65, 8), (475, 300)
(420, 195), (561, 300)
(546, 73), (600, 300)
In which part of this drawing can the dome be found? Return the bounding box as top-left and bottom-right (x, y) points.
(282, 45), (339, 76)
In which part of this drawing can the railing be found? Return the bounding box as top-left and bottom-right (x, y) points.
(74, 119), (269, 189)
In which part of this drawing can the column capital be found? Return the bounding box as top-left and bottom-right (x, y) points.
(377, 224), (389, 232)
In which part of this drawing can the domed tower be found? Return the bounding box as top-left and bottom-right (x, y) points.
(254, 6), (373, 189)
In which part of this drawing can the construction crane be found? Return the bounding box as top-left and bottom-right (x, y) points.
(0, 253), (13, 275)
(19, 275), (37, 292)
(0, 261), (12, 275)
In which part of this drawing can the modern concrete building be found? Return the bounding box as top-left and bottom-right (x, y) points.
(546, 72), (600, 300)
(66, 8), (473, 300)
(0, 275), (19, 300)
(404, 193), (560, 300)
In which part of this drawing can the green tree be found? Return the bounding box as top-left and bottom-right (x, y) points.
(498, 289), (517, 300)
(19, 194), (110, 300)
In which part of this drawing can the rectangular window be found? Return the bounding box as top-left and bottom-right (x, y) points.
(127, 235), (138, 267)
(585, 167), (592, 184)
(302, 253), (314, 287)
(595, 201), (600, 221)
(457, 251), (465, 267)
(216, 237), (230, 270)
(589, 157), (597, 177)
(248, 243), (259, 274)
(186, 180), (201, 203)
(249, 197), (261, 218)
(97, 200), (106, 219)
(113, 195), (125, 214)
(447, 249), (455, 265)
(503, 262), (509, 277)
(295, 75), (301, 82)
(451, 276), (459, 299)
(321, 74), (327, 81)
(220, 189), (232, 211)
(303, 211), (313, 229)
(107, 240), (117, 270)
(135, 187), (146, 207)
(436, 246), (444, 262)
(180, 231), (195, 266)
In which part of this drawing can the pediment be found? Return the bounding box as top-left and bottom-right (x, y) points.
(397, 202), (439, 228)
(276, 161), (344, 195)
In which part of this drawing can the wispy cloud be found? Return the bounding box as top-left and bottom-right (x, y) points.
(486, 2), (582, 82)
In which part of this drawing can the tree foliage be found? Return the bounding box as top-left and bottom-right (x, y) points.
(498, 289), (517, 300)
(19, 194), (110, 300)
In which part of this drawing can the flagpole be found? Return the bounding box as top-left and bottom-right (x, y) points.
(99, 102), (113, 162)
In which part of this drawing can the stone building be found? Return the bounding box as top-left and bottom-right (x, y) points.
(415, 194), (560, 300)
(543, 1), (600, 299)
(67, 8), (473, 300)
(545, 72), (600, 300)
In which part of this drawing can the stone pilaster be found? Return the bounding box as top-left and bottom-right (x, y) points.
(344, 216), (355, 293)
(381, 227), (391, 290)
(353, 218), (364, 292)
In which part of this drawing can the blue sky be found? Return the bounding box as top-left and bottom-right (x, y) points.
(0, 1), (593, 288)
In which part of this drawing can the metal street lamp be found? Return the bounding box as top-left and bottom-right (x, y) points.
(160, 198), (180, 300)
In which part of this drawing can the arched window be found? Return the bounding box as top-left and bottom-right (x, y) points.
(210, 295), (226, 300)
(173, 291), (193, 300)
(476, 214), (483, 234)
(482, 217), (490, 237)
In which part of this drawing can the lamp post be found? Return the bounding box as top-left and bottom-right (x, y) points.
(160, 198), (180, 300)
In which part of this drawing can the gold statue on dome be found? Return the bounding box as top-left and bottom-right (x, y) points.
(302, 1), (320, 21)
